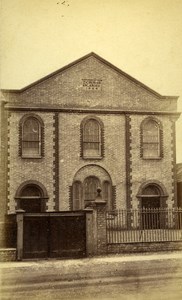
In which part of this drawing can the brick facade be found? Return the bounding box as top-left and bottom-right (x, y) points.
(7, 112), (55, 213)
(3, 54), (177, 112)
(0, 52), (180, 255)
(130, 115), (176, 209)
(58, 113), (126, 210)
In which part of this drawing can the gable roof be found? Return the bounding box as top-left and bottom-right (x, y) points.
(2, 52), (178, 100)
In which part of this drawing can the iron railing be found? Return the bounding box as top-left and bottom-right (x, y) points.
(106, 208), (182, 243)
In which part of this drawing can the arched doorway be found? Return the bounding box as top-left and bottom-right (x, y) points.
(137, 183), (168, 229)
(15, 181), (48, 212)
(141, 185), (161, 209)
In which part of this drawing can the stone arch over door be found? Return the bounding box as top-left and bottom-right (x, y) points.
(72, 165), (113, 210)
(137, 180), (168, 209)
(15, 180), (49, 212)
(137, 181), (168, 229)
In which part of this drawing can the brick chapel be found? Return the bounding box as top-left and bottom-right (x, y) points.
(0, 52), (180, 251)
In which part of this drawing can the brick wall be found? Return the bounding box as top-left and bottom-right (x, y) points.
(0, 248), (16, 262)
(130, 114), (175, 209)
(3, 56), (177, 111)
(7, 112), (55, 213)
(59, 113), (126, 210)
(6, 111), (178, 214)
(1, 54), (180, 256)
(107, 242), (182, 254)
(96, 204), (107, 254)
(4, 54), (179, 214)
(0, 94), (8, 247)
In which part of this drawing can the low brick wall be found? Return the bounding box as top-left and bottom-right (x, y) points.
(107, 242), (182, 254)
(0, 248), (16, 262)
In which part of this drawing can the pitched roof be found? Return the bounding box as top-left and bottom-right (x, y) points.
(2, 52), (178, 99)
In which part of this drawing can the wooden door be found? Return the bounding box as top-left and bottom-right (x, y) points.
(49, 214), (86, 258)
(23, 216), (49, 259)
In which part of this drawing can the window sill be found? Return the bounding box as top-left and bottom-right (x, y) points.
(142, 157), (162, 160)
(21, 155), (43, 159)
(82, 156), (103, 160)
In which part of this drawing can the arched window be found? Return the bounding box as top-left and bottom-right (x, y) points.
(141, 118), (162, 159)
(84, 176), (100, 207)
(81, 117), (104, 159)
(17, 184), (46, 213)
(20, 115), (43, 158)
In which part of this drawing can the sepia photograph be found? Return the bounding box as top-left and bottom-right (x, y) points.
(0, 0), (182, 299)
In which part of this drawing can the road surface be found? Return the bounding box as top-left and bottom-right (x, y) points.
(1, 252), (182, 299)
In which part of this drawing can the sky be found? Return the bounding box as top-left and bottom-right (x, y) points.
(1, 0), (182, 161)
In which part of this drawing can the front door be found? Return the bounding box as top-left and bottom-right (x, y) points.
(142, 197), (160, 229)
(142, 197), (160, 209)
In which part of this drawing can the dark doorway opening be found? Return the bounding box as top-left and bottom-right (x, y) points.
(141, 185), (161, 229)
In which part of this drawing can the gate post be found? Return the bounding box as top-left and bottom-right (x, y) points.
(85, 188), (107, 256)
(84, 208), (95, 256)
(94, 188), (107, 255)
(16, 209), (24, 261)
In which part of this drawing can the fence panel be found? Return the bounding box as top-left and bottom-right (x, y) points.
(106, 208), (182, 244)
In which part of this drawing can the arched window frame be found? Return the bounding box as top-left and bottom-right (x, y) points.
(80, 116), (104, 159)
(15, 180), (48, 212)
(19, 114), (44, 158)
(140, 117), (163, 159)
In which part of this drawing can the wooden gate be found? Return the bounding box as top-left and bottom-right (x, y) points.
(22, 212), (86, 259)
